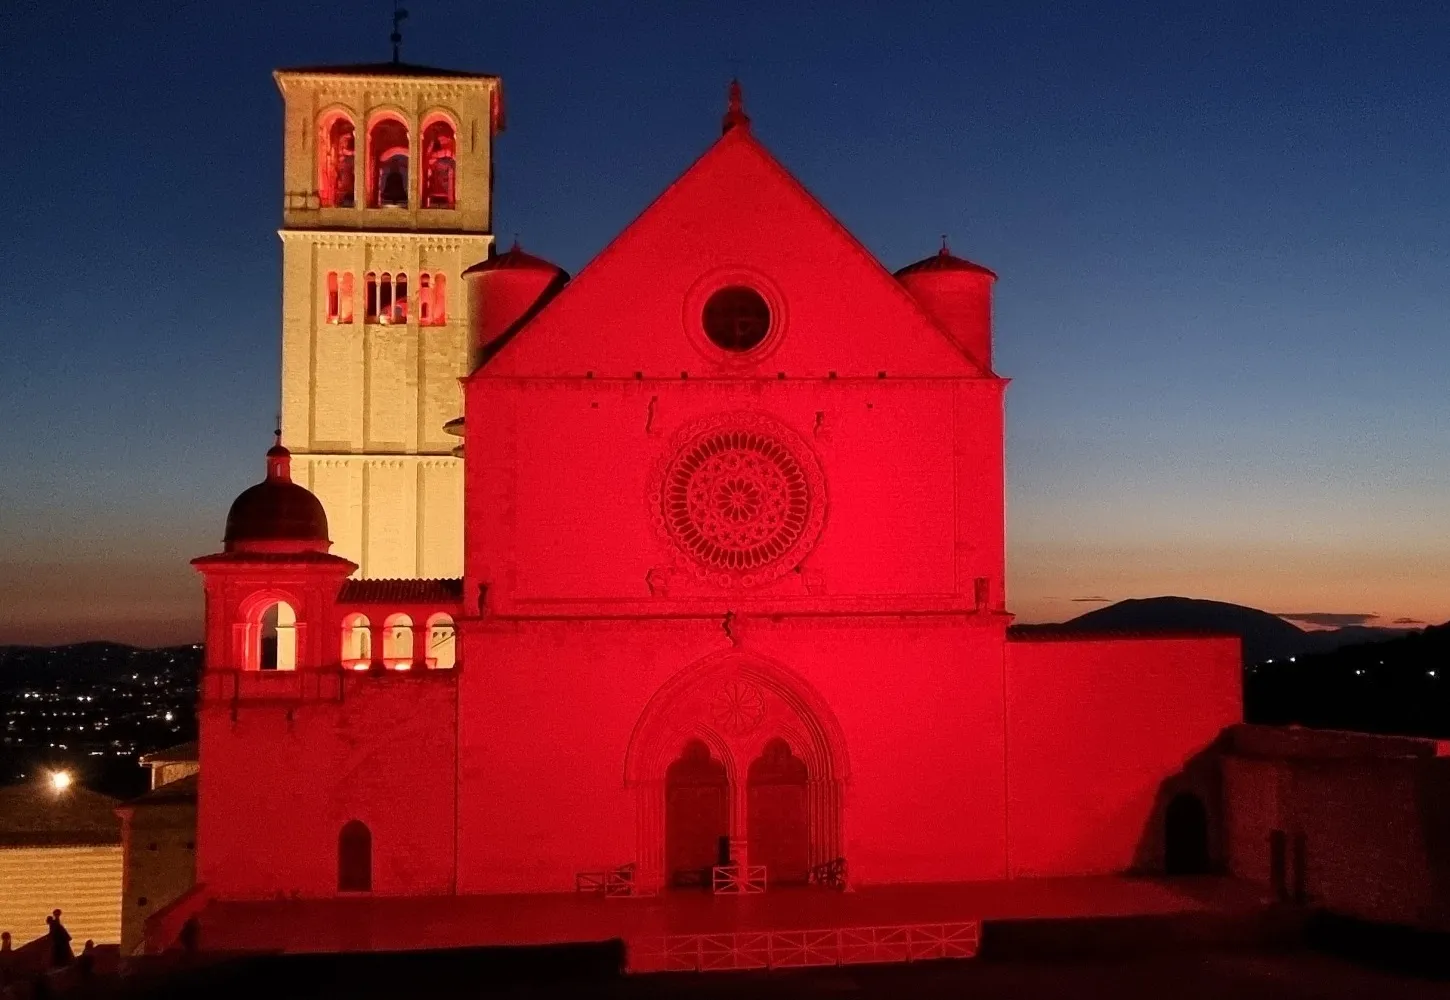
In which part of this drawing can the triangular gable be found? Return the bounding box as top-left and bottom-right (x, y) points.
(479, 127), (990, 380)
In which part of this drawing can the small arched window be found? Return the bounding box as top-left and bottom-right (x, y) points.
(421, 117), (457, 209)
(418, 274), (431, 324)
(341, 613), (371, 669)
(338, 820), (372, 892)
(326, 272), (340, 323)
(378, 272), (393, 323)
(393, 273), (408, 324)
(364, 272), (378, 322)
(368, 116), (410, 208)
(426, 613), (455, 669)
(255, 601), (297, 671)
(319, 113), (356, 208)
(339, 272), (354, 324)
(382, 613), (413, 669)
(429, 273), (447, 325)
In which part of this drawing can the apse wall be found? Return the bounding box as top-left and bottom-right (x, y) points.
(1003, 635), (1241, 876)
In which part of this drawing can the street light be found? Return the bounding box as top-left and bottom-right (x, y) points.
(49, 770), (73, 792)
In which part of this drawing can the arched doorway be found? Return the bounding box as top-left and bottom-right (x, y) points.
(665, 740), (728, 888)
(338, 820), (372, 892)
(748, 738), (810, 883)
(1164, 792), (1210, 875)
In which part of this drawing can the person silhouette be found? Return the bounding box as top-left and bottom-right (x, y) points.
(47, 909), (72, 968)
(77, 939), (95, 980)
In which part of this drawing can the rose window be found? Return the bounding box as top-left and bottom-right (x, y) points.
(653, 414), (826, 586)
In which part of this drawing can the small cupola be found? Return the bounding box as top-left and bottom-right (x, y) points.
(462, 241), (569, 368)
(895, 240), (997, 370)
(222, 433), (331, 554)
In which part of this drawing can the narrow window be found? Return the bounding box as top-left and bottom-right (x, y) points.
(326, 272), (340, 324)
(365, 272), (378, 322)
(432, 273), (447, 324)
(394, 273), (408, 324)
(418, 274), (431, 324)
(378, 272), (393, 324)
(339, 272), (355, 324)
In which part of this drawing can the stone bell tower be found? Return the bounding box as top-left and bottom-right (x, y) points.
(272, 62), (503, 579)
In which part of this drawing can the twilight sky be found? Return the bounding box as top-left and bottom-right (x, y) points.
(2, 0), (1448, 644)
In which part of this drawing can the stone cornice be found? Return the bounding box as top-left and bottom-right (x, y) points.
(278, 229), (491, 248)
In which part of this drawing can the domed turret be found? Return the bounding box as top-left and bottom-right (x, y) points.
(222, 435), (331, 554)
(895, 241), (997, 370)
(462, 241), (569, 368)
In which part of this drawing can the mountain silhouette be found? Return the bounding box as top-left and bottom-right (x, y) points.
(1016, 596), (1417, 665)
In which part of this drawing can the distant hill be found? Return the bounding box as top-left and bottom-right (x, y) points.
(1015, 596), (1420, 665)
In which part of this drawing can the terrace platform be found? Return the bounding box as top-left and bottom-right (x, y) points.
(193, 875), (1275, 972)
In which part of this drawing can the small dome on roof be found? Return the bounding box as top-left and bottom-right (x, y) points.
(223, 436), (329, 552)
(895, 243), (996, 280)
(462, 241), (566, 278)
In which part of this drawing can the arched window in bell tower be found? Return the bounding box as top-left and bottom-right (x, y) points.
(421, 116), (457, 209)
(368, 115), (410, 208)
(255, 601), (297, 671)
(318, 112), (356, 208)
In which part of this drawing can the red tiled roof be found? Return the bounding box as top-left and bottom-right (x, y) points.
(337, 579), (464, 605)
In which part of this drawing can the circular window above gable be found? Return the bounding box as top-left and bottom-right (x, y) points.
(683, 269), (787, 363)
(702, 286), (771, 352)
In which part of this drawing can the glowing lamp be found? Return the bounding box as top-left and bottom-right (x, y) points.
(49, 770), (73, 792)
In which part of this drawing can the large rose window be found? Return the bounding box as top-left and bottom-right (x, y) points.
(652, 413), (826, 587)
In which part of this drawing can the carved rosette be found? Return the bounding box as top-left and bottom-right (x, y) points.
(710, 680), (766, 737)
(649, 412), (826, 588)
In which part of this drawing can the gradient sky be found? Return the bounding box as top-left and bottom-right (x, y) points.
(2, 0), (1448, 644)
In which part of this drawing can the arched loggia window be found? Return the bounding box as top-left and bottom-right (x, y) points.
(383, 614), (413, 669)
(319, 112), (356, 208)
(342, 614), (372, 669)
(368, 116), (410, 208)
(256, 601), (297, 671)
(421, 116), (457, 209)
(426, 613), (455, 669)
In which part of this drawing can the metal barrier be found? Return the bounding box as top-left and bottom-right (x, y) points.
(711, 864), (767, 895)
(631, 920), (981, 972)
(809, 857), (849, 890)
(575, 863), (644, 898)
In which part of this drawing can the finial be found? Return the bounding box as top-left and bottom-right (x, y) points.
(722, 78), (750, 135)
(390, 0), (409, 64)
(939, 234), (950, 256)
(511, 234), (520, 252)
(266, 420), (291, 481)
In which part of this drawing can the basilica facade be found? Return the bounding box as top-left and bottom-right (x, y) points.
(187, 64), (1240, 918)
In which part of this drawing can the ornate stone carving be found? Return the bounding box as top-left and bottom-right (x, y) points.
(710, 679), (766, 737)
(649, 412), (826, 588)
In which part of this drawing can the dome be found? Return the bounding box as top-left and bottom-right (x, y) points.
(462, 241), (566, 278)
(894, 245), (996, 279)
(222, 438), (330, 552)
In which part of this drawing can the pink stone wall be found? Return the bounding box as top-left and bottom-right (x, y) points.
(198, 673), (457, 899)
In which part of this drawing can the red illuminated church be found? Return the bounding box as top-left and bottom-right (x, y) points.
(181, 70), (1241, 949)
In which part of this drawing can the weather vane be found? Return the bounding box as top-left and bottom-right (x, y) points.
(391, 0), (409, 64)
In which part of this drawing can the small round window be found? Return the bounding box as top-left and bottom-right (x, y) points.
(702, 286), (771, 352)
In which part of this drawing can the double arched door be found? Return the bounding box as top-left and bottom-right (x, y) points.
(663, 737), (811, 887)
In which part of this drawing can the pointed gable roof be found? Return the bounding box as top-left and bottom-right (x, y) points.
(477, 123), (992, 380)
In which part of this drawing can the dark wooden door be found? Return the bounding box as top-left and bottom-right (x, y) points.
(665, 741), (728, 888)
(748, 739), (810, 884)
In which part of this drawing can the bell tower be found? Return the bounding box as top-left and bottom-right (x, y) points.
(272, 62), (503, 579)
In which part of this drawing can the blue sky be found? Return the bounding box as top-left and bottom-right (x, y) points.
(1, 0), (1447, 642)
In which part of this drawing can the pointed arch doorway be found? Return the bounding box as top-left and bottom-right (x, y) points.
(748, 738), (810, 883)
(664, 740), (728, 888)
